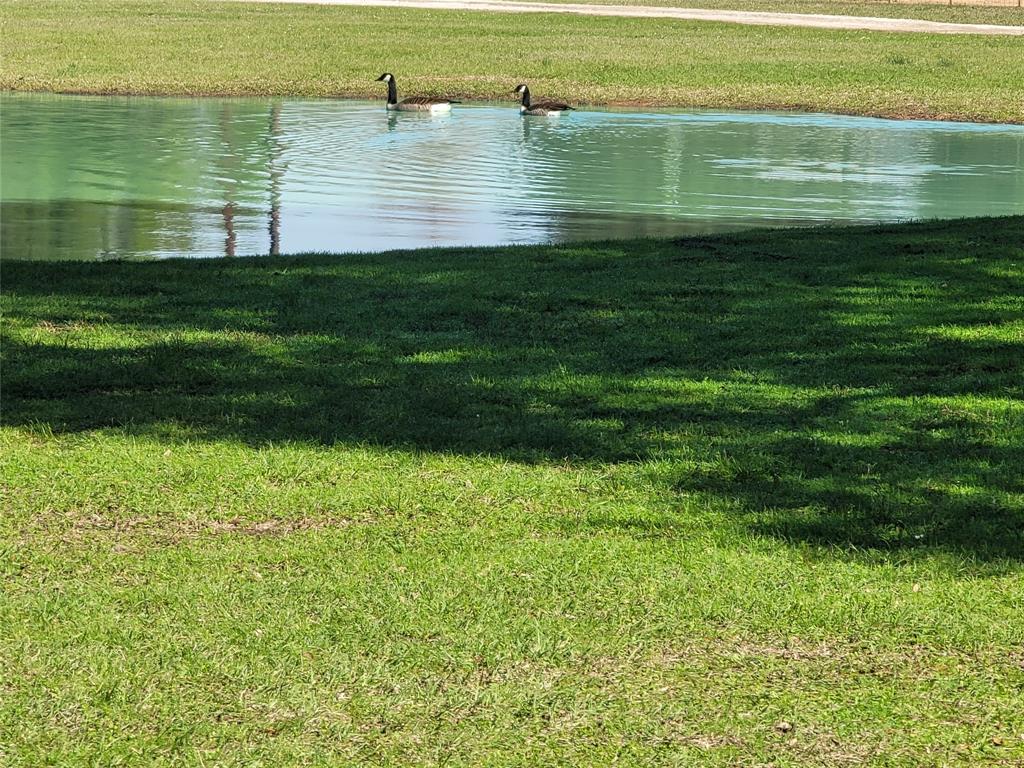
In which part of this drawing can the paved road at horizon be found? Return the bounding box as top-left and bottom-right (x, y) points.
(235, 0), (1024, 35)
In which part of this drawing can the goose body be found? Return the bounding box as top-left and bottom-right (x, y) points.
(377, 73), (453, 112)
(514, 84), (572, 116)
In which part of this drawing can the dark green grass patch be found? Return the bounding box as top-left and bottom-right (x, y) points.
(2, 218), (1024, 765)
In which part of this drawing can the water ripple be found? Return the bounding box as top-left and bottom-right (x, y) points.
(1, 94), (1022, 259)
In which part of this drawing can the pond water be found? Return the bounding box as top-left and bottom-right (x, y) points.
(2, 93), (1022, 259)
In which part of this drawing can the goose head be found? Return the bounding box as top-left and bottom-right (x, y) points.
(513, 84), (528, 96)
(376, 73), (394, 83)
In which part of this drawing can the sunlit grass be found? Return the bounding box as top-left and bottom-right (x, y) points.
(3, 218), (1024, 765)
(1, 0), (1022, 122)
(504, 0), (1024, 26)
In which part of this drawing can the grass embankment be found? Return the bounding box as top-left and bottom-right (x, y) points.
(503, 0), (1024, 26)
(3, 218), (1024, 766)
(1, 0), (1022, 122)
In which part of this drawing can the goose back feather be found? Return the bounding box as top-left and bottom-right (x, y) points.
(513, 84), (573, 116)
(377, 73), (453, 112)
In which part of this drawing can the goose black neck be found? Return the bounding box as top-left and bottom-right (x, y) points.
(387, 79), (398, 105)
(520, 86), (531, 108)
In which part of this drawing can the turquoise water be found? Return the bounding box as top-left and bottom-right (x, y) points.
(2, 92), (1022, 259)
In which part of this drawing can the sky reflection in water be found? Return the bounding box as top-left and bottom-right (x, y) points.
(2, 93), (1022, 259)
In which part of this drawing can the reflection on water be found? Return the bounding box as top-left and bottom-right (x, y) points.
(2, 93), (1022, 260)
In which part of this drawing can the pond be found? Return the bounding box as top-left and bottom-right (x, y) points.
(2, 92), (1022, 259)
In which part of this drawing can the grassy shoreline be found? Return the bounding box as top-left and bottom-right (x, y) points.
(4, 218), (1024, 765)
(2, 0), (1023, 122)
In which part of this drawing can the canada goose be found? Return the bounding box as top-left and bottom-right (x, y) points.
(513, 84), (573, 116)
(376, 73), (453, 113)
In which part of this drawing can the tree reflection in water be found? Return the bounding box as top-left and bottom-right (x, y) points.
(2, 94), (1022, 260)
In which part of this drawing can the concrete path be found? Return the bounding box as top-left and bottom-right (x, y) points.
(238, 0), (1024, 35)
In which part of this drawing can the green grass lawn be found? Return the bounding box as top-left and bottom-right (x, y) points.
(2, 0), (1022, 122)
(505, 0), (1024, 26)
(3, 218), (1024, 766)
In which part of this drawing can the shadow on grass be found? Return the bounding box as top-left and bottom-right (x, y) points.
(3, 217), (1023, 559)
